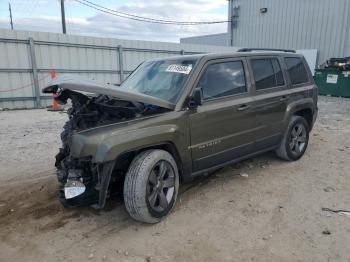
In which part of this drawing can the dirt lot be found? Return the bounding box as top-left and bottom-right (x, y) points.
(0, 96), (349, 262)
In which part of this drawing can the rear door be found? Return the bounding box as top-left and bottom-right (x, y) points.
(189, 58), (257, 172)
(247, 56), (289, 150)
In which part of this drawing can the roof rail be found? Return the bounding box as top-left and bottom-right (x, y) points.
(237, 48), (296, 53)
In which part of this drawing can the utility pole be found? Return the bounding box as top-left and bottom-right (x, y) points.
(227, 0), (239, 47)
(8, 2), (13, 30)
(227, 0), (233, 46)
(60, 0), (66, 34)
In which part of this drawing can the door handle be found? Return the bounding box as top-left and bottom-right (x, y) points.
(238, 105), (250, 111)
(279, 96), (289, 102)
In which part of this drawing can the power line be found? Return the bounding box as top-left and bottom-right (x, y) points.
(7, 0), (35, 28)
(26, 0), (40, 17)
(80, 0), (230, 24)
(21, 0), (34, 17)
(13, 0), (34, 24)
(15, 0), (28, 14)
(74, 0), (230, 25)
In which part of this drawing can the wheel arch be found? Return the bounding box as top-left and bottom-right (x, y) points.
(93, 142), (185, 210)
(293, 108), (313, 130)
(284, 98), (315, 131)
(113, 141), (186, 181)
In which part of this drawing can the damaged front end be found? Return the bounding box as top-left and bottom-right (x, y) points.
(43, 76), (172, 208)
(57, 155), (115, 209)
(57, 156), (100, 207)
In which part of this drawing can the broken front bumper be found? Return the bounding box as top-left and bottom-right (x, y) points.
(57, 157), (115, 209)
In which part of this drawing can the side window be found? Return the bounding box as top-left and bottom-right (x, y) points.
(285, 57), (309, 85)
(198, 61), (247, 100)
(271, 59), (285, 86)
(251, 58), (285, 90)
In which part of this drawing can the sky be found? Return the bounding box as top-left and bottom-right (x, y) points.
(0, 0), (228, 42)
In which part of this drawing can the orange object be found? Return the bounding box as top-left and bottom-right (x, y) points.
(52, 93), (59, 110)
(51, 70), (59, 111)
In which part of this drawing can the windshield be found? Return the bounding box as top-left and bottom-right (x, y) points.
(120, 58), (198, 103)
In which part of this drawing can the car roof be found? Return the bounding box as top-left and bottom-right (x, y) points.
(149, 51), (303, 63)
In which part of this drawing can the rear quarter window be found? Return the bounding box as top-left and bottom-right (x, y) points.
(285, 57), (309, 85)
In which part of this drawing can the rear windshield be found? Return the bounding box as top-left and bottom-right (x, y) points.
(121, 58), (198, 104)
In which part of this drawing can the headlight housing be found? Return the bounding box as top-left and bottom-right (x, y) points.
(64, 179), (86, 199)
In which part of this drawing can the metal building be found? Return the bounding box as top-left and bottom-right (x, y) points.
(181, 0), (350, 66)
(180, 33), (228, 46)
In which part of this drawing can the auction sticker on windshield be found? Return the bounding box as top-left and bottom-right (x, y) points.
(166, 64), (193, 74)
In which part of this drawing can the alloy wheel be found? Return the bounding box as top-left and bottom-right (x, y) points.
(147, 160), (176, 213)
(289, 123), (307, 155)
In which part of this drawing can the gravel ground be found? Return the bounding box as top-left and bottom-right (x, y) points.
(0, 96), (349, 262)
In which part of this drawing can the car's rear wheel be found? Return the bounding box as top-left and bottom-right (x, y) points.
(276, 115), (310, 161)
(123, 150), (179, 223)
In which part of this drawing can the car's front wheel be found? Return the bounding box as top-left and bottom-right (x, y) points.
(276, 115), (310, 161)
(123, 149), (179, 223)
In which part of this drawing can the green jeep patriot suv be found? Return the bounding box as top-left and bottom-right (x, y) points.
(44, 48), (318, 223)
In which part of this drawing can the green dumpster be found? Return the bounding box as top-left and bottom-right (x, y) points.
(314, 69), (350, 97)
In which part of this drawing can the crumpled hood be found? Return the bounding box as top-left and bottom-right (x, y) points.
(42, 75), (175, 110)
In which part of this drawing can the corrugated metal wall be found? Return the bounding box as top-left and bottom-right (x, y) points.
(231, 0), (350, 65)
(180, 33), (229, 46)
(0, 29), (237, 109)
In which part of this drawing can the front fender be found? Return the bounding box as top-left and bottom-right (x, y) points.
(94, 125), (180, 162)
(69, 124), (182, 163)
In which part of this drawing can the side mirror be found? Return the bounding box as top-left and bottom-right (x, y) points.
(189, 87), (202, 109)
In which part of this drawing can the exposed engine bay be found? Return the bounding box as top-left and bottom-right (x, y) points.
(51, 88), (168, 208)
(55, 89), (166, 161)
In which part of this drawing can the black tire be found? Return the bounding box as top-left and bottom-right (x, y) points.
(276, 116), (310, 161)
(123, 150), (179, 223)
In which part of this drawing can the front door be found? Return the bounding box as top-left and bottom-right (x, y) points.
(189, 58), (257, 172)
